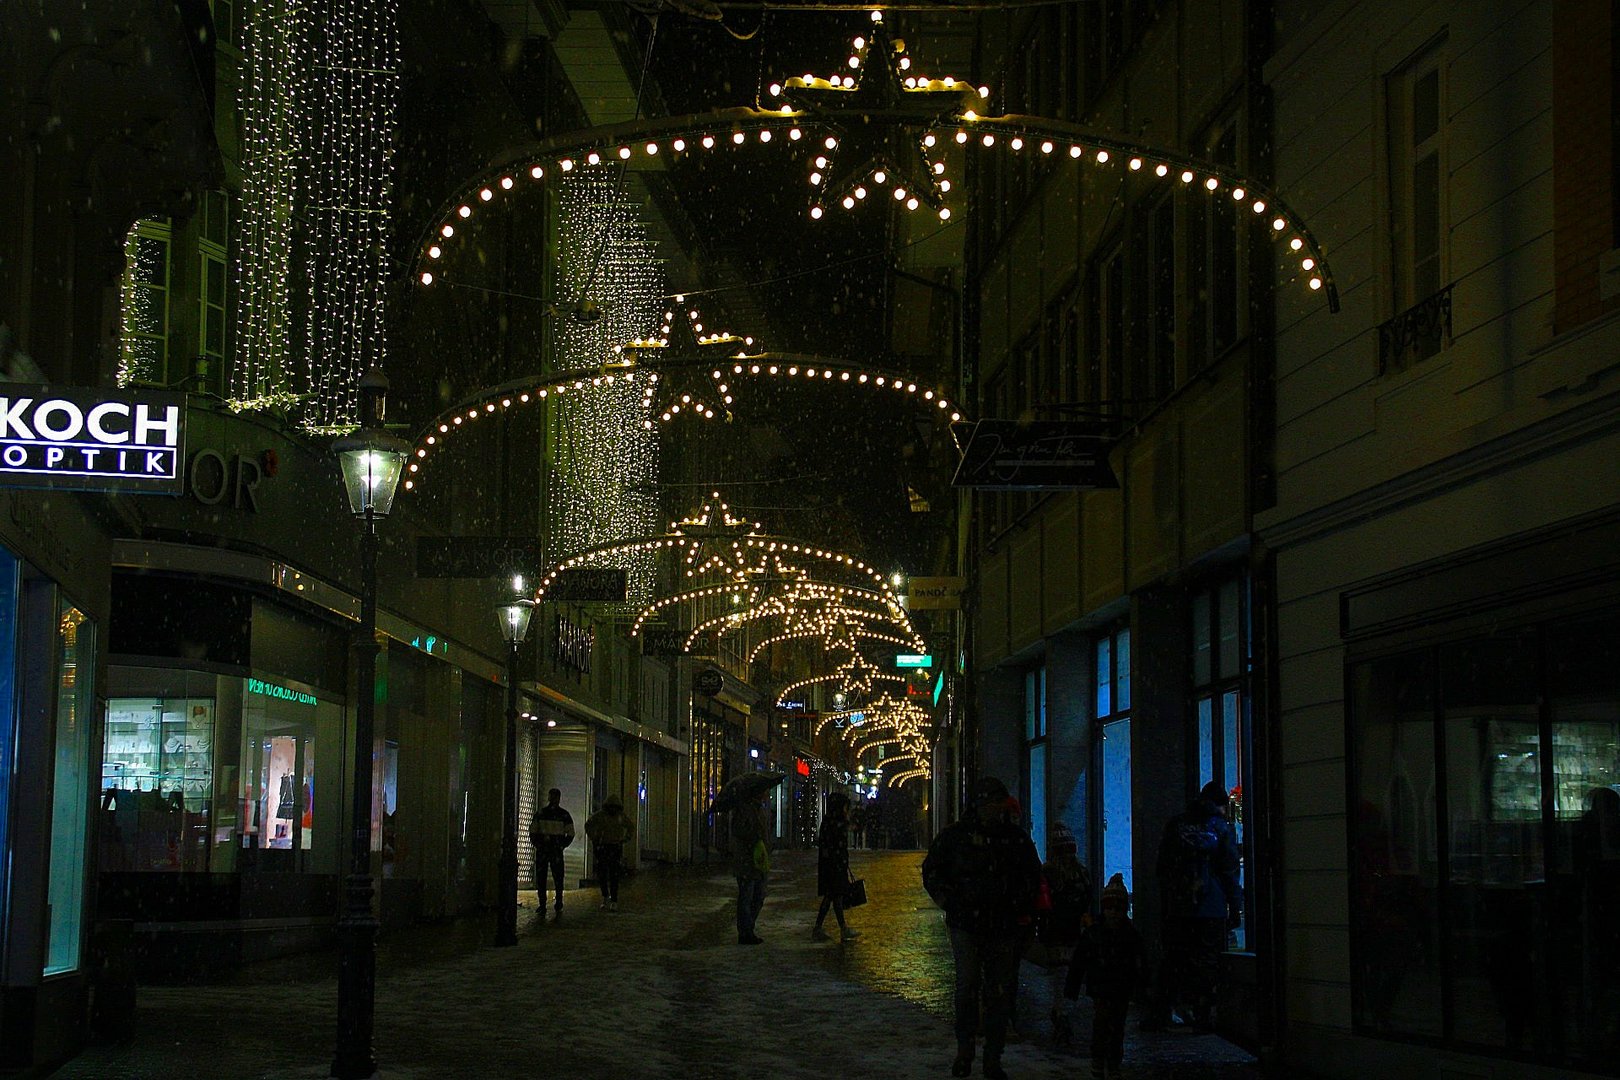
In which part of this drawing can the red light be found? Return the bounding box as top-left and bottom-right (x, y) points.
(795, 759), (811, 777)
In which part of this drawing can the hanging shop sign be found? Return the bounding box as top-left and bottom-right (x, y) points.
(895, 653), (934, 668)
(416, 536), (542, 579)
(902, 576), (964, 610)
(693, 668), (725, 697)
(951, 420), (1119, 490)
(0, 384), (186, 493)
(546, 567), (628, 603)
(642, 628), (717, 658)
(553, 614), (594, 674)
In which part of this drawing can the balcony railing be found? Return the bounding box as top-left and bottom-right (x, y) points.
(1378, 283), (1453, 376)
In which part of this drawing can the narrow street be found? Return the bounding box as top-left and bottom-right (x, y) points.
(53, 852), (1259, 1080)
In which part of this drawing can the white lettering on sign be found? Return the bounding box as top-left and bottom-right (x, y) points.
(0, 386), (185, 492)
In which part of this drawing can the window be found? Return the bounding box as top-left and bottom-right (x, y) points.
(46, 601), (94, 975)
(1384, 36), (1449, 369)
(1388, 38), (1446, 320)
(211, 0), (243, 51)
(1348, 615), (1620, 1069)
(1189, 123), (1242, 367)
(119, 219), (172, 387)
(198, 191), (230, 395)
(1191, 577), (1252, 948)
(1024, 666), (1048, 859)
(1097, 626), (1132, 894)
(1086, 246), (1127, 411)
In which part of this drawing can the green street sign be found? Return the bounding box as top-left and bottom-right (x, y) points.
(895, 654), (933, 669)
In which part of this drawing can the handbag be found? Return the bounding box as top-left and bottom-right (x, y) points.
(843, 871), (867, 908)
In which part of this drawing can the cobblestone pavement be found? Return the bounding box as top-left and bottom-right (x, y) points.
(51, 851), (1261, 1080)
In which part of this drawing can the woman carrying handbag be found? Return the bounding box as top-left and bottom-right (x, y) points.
(812, 793), (861, 942)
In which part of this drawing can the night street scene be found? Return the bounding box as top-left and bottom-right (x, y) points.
(1, 1), (1618, 1078)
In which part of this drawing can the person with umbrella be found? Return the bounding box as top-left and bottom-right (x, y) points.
(811, 792), (860, 943)
(711, 771), (783, 945)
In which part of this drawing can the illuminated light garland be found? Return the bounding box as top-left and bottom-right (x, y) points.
(234, 0), (306, 406)
(300, 0), (401, 428)
(549, 171), (663, 600)
(412, 108), (1340, 312)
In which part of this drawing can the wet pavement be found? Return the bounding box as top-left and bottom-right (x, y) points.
(50, 851), (1261, 1079)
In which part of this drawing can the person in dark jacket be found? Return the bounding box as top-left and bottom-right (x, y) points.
(584, 794), (634, 911)
(922, 776), (1043, 1080)
(731, 793), (770, 944)
(1155, 781), (1241, 1028)
(529, 788), (574, 919)
(1065, 874), (1148, 1080)
(1040, 821), (1093, 1042)
(812, 793), (860, 942)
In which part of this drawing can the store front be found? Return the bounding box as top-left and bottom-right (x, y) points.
(0, 538), (102, 1068)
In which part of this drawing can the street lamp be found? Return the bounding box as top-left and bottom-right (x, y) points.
(331, 368), (409, 1080)
(494, 592), (535, 947)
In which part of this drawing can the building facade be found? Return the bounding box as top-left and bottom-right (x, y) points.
(1263, 1), (1620, 1076)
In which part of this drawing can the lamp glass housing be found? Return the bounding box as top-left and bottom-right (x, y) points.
(496, 599), (535, 645)
(335, 436), (410, 518)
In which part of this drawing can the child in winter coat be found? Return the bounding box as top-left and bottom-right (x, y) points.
(1039, 822), (1093, 1043)
(1064, 874), (1148, 1080)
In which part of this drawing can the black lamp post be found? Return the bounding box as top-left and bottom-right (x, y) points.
(331, 369), (409, 1080)
(494, 591), (535, 947)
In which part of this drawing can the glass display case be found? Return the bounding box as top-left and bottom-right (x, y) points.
(103, 697), (215, 808)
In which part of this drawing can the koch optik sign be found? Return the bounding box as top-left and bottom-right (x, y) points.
(0, 385), (187, 493)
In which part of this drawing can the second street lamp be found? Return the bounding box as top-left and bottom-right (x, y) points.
(331, 369), (410, 1080)
(494, 592), (535, 947)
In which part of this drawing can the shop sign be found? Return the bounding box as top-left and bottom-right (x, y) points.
(554, 614), (594, 674)
(416, 536), (542, 579)
(188, 449), (265, 511)
(0, 384), (186, 493)
(952, 420), (1118, 490)
(777, 699), (807, 712)
(546, 567), (628, 603)
(895, 653), (934, 668)
(693, 668), (724, 697)
(933, 672), (946, 707)
(901, 576), (964, 610)
(642, 628), (717, 658)
(795, 759), (811, 777)
(246, 677), (318, 706)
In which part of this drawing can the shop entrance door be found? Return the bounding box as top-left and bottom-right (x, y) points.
(243, 730), (314, 871)
(1100, 717), (1133, 896)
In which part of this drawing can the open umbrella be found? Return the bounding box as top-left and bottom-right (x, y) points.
(709, 771), (786, 814)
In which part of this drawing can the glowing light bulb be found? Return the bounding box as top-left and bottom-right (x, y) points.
(1128, 157), (1142, 170)
(924, 134), (936, 147)
(1095, 150), (1108, 163)
(1070, 145), (1083, 158)
(906, 197), (918, 210)
(939, 180), (951, 192)
(1301, 258), (1316, 271)
(1156, 163), (1169, 176)
(673, 138), (686, 151)
(479, 188), (493, 201)
(811, 172), (823, 185)
(871, 9), (882, 21)
(500, 176), (514, 189)
(428, 245), (441, 259)
(955, 131), (968, 144)
(842, 196), (855, 209)
(849, 56), (860, 68)
(1253, 200), (1267, 214)
(530, 165), (543, 179)
(1011, 137), (1024, 150)
(810, 206), (824, 219)
(873, 170), (887, 183)
(702, 135), (715, 148)
(769, 83), (782, 96)
(732, 131), (746, 144)
(939, 207), (951, 221)
(789, 128), (802, 140)
(458, 205), (471, 218)
(440, 224), (454, 237)
(894, 187), (906, 200)
(982, 134), (995, 147)
(825, 136), (838, 150)
(1232, 187), (1246, 201)
(587, 151), (601, 165)
(855, 186), (867, 199)
(1309, 277), (1323, 290)
(420, 271), (433, 285)
(1205, 177), (1219, 190)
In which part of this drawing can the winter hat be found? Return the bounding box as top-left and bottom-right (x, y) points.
(1100, 873), (1130, 909)
(1049, 822), (1078, 858)
(1200, 781), (1230, 807)
(603, 793), (623, 809)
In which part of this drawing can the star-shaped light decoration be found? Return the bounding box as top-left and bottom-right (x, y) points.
(769, 18), (980, 221)
(618, 297), (759, 427)
(672, 493), (764, 578)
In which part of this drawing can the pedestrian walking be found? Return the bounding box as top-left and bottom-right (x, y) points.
(1154, 781), (1241, 1029)
(921, 776), (1043, 1080)
(584, 793), (634, 911)
(731, 792), (770, 944)
(1064, 874), (1148, 1080)
(811, 793), (860, 943)
(529, 787), (574, 919)
(849, 802), (867, 850)
(1039, 821), (1092, 1043)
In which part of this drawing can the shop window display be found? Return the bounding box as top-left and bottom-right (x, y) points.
(0, 545), (17, 933)
(1348, 613), (1620, 1067)
(102, 695), (215, 872)
(45, 601), (95, 975)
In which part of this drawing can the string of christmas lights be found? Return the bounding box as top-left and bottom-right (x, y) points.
(549, 172), (664, 600)
(234, 0), (305, 404)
